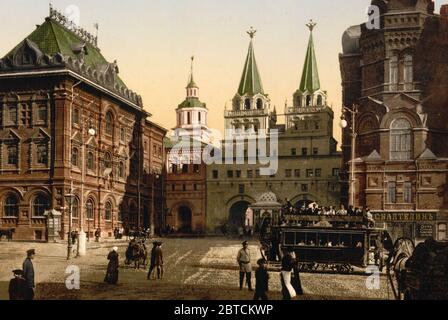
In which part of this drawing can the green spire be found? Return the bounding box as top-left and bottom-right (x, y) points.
(299, 20), (321, 93)
(187, 56), (198, 88)
(238, 27), (264, 96)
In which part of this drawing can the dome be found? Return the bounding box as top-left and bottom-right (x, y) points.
(258, 192), (278, 204)
(342, 25), (361, 54)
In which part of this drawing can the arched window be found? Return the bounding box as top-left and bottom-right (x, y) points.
(256, 99), (263, 110)
(105, 202), (112, 221)
(72, 197), (79, 219)
(71, 148), (79, 167)
(119, 162), (125, 178)
(296, 96), (302, 107)
(4, 195), (19, 217)
(104, 153), (112, 169)
(105, 112), (113, 135)
(317, 95), (323, 106)
(306, 95), (312, 107)
(86, 199), (94, 220)
(87, 152), (94, 171)
(33, 195), (49, 217)
(390, 118), (412, 161)
(244, 99), (251, 110)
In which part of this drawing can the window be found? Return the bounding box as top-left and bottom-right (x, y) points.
(313, 148), (318, 156)
(332, 168), (340, 177)
(105, 202), (112, 221)
(247, 170), (253, 179)
(388, 182), (397, 204)
(212, 170), (218, 179)
(236, 170), (242, 178)
(87, 152), (94, 171)
(404, 55), (413, 88)
(256, 99), (263, 110)
(239, 184), (245, 194)
(8, 106), (17, 124)
(182, 164), (189, 174)
(291, 148), (297, 156)
(7, 145), (18, 165)
(33, 195), (49, 217)
(71, 148), (79, 167)
(38, 105), (47, 122)
(315, 169), (322, 178)
(390, 118), (412, 161)
(194, 184), (198, 191)
(306, 95), (312, 106)
(193, 164), (200, 173)
(301, 184), (309, 192)
(118, 162), (124, 178)
(403, 182), (412, 203)
(172, 184), (176, 191)
(390, 56), (398, 90)
(198, 112), (202, 123)
(120, 128), (125, 142)
(227, 170), (233, 178)
(86, 200), (94, 220)
(183, 184), (186, 191)
(187, 112), (191, 125)
(255, 170), (260, 178)
(302, 148), (308, 156)
(244, 99), (251, 110)
(105, 112), (113, 135)
(317, 95), (323, 106)
(72, 109), (79, 125)
(4, 195), (19, 217)
(306, 169), (314, 178)
(438, 223), (447, 241)
(104, 153), (112, 169)
(285, 169), (292, 178)
(294, 169), (300, 178)
(72, 198), (79, 219)
(172, 164), (178, 174)
(37, 144), (48, 165)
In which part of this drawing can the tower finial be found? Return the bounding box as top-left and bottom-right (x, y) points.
(247, 26), (257, 39)
(306, 19), (317, 32)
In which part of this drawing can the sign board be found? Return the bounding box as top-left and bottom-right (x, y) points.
(417, 224), (434, 238)
(373, 212), (436, 222)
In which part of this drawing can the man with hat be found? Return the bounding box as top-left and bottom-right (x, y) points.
(9, 269), (27, 300)
(237, 241), (253, 291)
(22, 249), (36, 300)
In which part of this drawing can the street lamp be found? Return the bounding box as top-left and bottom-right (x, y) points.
(64, 182), (75, 260)
(77, 119), (96, 257)
(340, 104), (359, 208)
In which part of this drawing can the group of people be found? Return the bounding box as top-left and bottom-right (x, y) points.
(8, 249), (36, 300)
(237, 241), (303, 300)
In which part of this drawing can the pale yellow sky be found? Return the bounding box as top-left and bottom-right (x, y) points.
(1, 0), (446, 146)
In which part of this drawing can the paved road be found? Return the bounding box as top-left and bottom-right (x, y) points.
(0, 238), (393, 300)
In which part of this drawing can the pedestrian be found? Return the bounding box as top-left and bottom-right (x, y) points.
(22, 249), (36, 300)
(253, 259), (269, 300)
(154, 241), (164, 279)
(147, 241), (159, 280)
(280, 249), (296, 300)
(95, 228), (101, 242)
(104, 247), (119, 284)
(237, 241), (253, 291)
(291, 252), (304, 296)
(9, 269), (27, 300)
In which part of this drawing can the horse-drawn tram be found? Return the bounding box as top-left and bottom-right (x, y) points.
(259, 212), (392, 273)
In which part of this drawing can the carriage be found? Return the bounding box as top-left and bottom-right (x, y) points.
(259, 212), (392, 272)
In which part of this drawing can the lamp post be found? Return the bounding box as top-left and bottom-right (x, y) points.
(77, 119), (96, 257)
(64, 182), (75, 260)
(340, 104), (359, 208)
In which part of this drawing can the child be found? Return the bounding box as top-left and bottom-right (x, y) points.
(254, 258), (269, 300)
(9, 269), (27, 300)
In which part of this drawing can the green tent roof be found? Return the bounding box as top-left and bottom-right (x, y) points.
(4, 18), (127, 88)
(178, 97), (207, 109)
(299, 32), (321, 93)
(237, 40), (264, 96)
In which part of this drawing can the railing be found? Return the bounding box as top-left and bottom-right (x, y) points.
(285, 106), (327, 114)
(225, 109), (268, 117)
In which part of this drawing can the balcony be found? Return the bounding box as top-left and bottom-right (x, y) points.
(285, 106), (326, 114)
(225, 109), (268, 118)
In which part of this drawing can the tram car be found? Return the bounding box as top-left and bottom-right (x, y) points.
(259, 212), (392, 272)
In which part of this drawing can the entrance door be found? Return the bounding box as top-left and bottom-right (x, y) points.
(178, 206), (192, 233)
(229, 201), (250, 231)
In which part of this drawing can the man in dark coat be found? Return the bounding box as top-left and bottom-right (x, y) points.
(154, 242), (164, 279)
(253, 259), (269, 300)
(22, 249), (36, 300)
(147, 241), (159, 280)
(104, 247), (119, 285)
(9, 269), (27, 300)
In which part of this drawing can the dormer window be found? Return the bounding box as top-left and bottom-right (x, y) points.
(22, 52), (32, 65)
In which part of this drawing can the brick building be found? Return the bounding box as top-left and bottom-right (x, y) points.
(0, 7), (167, 241)
(339, 0), (448, 242)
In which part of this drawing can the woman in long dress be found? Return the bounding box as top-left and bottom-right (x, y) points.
(105, 247), (119, 285)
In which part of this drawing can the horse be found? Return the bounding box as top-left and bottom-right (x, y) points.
(132, 241), (148, 270)
(0, 228), (15, 242)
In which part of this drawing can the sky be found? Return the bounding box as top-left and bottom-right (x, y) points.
(0, 0), (446, 144)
